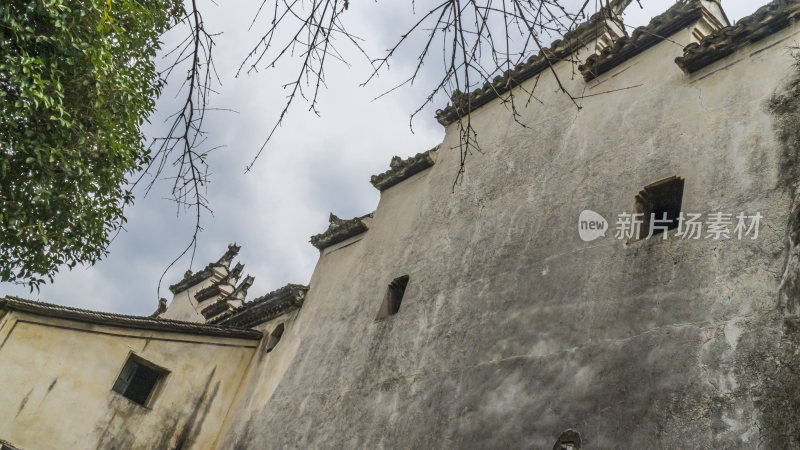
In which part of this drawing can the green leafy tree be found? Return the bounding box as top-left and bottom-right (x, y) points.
(0, 0), (630, 291)
(0, 0), (182, 288)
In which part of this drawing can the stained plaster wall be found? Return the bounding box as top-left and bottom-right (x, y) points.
(212, 311), (302, 448)
(216, 17), (800, 449)
(0, 310), (257, 449)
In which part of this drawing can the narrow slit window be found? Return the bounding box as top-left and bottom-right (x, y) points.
(376, 275), (409, 319)
(635, 176), (685, 239)
(112, 354), (168, 407)
(265, 323), (284, 353)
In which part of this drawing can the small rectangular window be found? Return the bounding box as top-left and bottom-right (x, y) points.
(112, 354), (168, 407)
(635, 176), (685, 239)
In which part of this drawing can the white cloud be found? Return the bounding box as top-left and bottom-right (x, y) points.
(0, 0), (774, 315)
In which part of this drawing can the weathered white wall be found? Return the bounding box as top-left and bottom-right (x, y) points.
(0, 310), (257, 449)
(216, 18), (800, 449)
(213, 311), (302, 446)
(4, 7), (800, 450)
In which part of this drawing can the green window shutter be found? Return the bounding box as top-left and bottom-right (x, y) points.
(112, 358), (138, 394)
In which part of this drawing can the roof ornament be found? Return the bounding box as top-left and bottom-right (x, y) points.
(231, 275), (255, 301)
(370, 149), (437, 191)
(149, 297), (168, 318)
(389, 156), (404, 171)
(329, 213), (345, 226)
(311, 213), (372, 250)
(216, 243), (241, 268)
(579, 0), (722, 81)
(229, 262), (245, 282)
(608, 0), (633, 14)
(676, 0), (796, 73)
(169, 244), (243, 294)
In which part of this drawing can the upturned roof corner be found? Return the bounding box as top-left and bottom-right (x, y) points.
(216, 243), (241, 268)
(675, 0), (800, 74)
(229, 275), (255, 302)
(370, 148), (437, 192)
(578, 0), (720, 81)
(168, 243), (242, 294)
(149, 297), (168, 318)
(310, 213), (372, 251)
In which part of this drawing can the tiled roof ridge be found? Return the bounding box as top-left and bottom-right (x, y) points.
(434, 4), (625, 125)
(200, 299), (231, 320)
(433, 0), (757, 121)
(194, 284), (227, 303)
(1, 296), (262, 339)
(433, 0), (800, 120)
(578, 0), (705, 81)
(0, 439), (21, 450)
(370, 147), (437, 191)
(210, 284), (309, 328)
(309, 212), (372, 250)
(199, 276), (255, 320)
(168, 265), (215, 295)
(675, 0), (800, 74)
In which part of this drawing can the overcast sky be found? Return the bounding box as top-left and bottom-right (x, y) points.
(1, 0), (775, 315)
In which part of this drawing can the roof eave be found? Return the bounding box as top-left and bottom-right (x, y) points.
(0, 297), (262, 340)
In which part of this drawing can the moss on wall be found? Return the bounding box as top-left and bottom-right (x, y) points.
(746, 66), (800, 447)
(767, 60), (800, 188)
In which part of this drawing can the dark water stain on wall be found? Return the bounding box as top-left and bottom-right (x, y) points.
(172, 367), (220, 450)
(767, 76), (800, 189)
(15, 388), (32, 417)
(95, 367), (223, 450)
(150, 412), (182, 450)
(229, 416), (257, 450)
(95, 399), (142, 449)
(744, 76), (800, 448)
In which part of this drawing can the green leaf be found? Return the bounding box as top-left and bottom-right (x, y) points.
(0, 0), (181, 287)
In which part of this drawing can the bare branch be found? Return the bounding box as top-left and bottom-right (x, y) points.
(139, 0), (660, 299)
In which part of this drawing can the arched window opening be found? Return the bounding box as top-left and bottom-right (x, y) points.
(552, 429), (581, 450)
